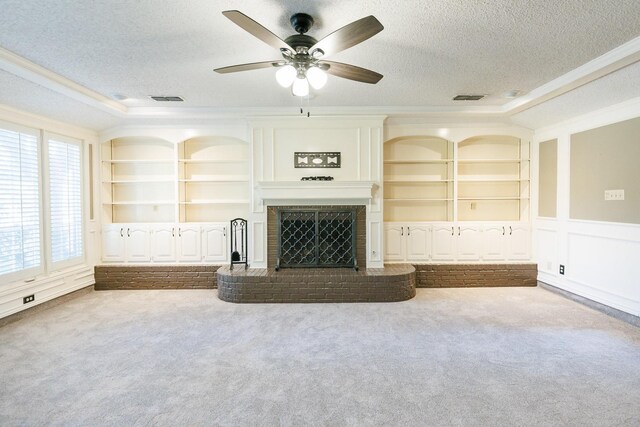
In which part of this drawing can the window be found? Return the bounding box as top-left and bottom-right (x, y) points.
(48, 136), (83, 265)
(0, 123), (86, 284)
(0, 126), (41, 277)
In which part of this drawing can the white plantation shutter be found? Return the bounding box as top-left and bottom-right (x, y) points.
(48, 138), (83, 264)
(0, 127), (41, 276)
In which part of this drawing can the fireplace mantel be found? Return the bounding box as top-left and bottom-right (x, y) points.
(256, 181), (376, 204)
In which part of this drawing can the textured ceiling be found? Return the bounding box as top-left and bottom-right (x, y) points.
(0, 0), (639, 130)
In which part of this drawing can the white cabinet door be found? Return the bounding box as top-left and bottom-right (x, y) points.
(384, 223), (406, 262)
(406, 224), (430, 261)
(102, 225), (125, 262)
(177, 225), (201, 262)
(151, 225), (176, 262)
(507, 223), (530, 260)
(202, 223), (227, 263)
(456, 225), (482, 261)
(482, 224), (506, 261)
(125, 225), (151, 262)
(431, 223), (456, 261)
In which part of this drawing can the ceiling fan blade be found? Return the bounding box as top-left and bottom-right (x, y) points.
(214, 60), (285, 74)
(310, 16), (383, 57)
(222, 10), (292, 52)
(321, 61), (383, 84)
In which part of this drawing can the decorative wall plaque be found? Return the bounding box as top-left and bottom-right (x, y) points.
(294, 152), (341, 168)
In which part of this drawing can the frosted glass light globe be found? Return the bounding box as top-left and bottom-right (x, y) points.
(275, 65), (296, 87)
(306, 66), (327, 89)
(292, 77), (309, 96)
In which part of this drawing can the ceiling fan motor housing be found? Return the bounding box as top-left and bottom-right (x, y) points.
(284, 34), (318, 51)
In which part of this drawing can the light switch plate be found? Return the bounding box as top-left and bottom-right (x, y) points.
(604, 189), (624, 201)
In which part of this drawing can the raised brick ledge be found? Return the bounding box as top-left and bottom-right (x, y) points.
(94, 265), (220, 290)
(217, 265), (416, 303)
(94, 263), (535, 292)
(412, 263), (537, 288)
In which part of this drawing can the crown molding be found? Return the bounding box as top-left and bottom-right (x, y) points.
(503, 36), (640, 115)
(0, 47), (127, 115)
(533, 96), (640, 141)
(124, 104), (505, 119)
(0, 103), (98, 140)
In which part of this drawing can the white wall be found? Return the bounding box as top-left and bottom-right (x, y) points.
(0, 105), (99, 318)
(533, 97), (640, 317)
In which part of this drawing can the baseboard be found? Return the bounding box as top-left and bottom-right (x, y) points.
(0, 284), (94, 328)
(538, 281), (640, 328)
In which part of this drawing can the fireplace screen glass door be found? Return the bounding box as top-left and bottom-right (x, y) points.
(277, 208), (356, 269)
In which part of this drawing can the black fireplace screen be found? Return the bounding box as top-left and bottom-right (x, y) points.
(276, 208), (357, 270)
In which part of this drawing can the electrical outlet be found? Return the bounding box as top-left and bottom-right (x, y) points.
(604, 189), (625, 201)
(23, 294), (35, 304)
(559, 265), (565, 275)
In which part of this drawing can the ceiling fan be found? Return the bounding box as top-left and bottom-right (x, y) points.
(214, 10), (384, 96)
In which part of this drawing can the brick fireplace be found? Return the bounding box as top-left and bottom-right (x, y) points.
(267, 205), (366, 270)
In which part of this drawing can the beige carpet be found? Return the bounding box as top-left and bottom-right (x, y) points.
(1, 287), (639, 426)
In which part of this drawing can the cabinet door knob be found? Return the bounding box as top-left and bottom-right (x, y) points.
(178, 228), (182, 237)
(172, 228), (175, 237)
(509, 226), (513, 235)
(407, 227), (411, 236)
(502, 226), (505, 235)
(451, 227), (454, 236)
(400, 226), (403, 236)
(120, 228), (124, 237)
(127, 228), (130, 237)
(223, 227), (226, 237)
(458, 226), (461, 236)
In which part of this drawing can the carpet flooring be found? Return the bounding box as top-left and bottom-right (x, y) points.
(1, 287), (639, 426)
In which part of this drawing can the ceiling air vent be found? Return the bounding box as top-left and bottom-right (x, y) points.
(150, 96), (184, 102)
(453, 95), (485, 101)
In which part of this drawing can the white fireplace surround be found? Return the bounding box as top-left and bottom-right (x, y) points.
(248, 116), (385, 269)
(252, 180), (382, 269)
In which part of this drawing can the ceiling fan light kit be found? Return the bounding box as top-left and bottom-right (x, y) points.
(292, 76), (310, 96)
(276, 65), (297, 87)
(306, 66), (328, 89)
(214, 10), (384, 97)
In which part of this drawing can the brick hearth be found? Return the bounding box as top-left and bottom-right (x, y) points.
(217, 264), (416, 303)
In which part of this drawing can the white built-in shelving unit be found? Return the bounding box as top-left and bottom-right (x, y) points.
(101, 137), (176, 223)
(383, 136), (454, 222)
(383, 134), (530, 263)
(178, 137), (250, 222)
(100, 135), (249, 264)
(457, 135), (530, 221)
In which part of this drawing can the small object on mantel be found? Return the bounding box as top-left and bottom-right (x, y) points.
(301, 176), (334, 181)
